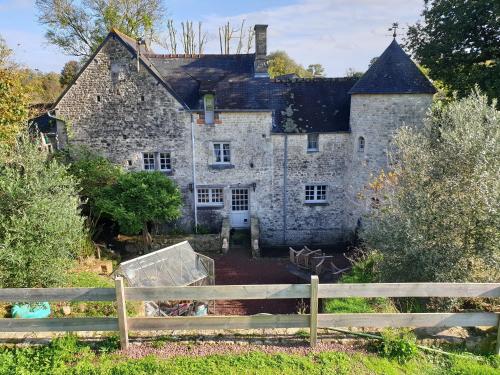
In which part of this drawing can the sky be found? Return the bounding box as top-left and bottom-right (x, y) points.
(0, 0), (424, 77)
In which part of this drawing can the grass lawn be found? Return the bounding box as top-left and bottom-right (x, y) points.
(0, 336), (498, 375)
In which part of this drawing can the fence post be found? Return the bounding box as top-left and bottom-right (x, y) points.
(310, 275), (319, 347)
(115, 277), (129, 349)
(496, 314), (500, 356)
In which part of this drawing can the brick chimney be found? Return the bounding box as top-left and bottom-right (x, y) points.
(254, 24), (268, 78)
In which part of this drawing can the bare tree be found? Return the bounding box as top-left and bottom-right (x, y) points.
(218, 20), (254, 55)
(163, 20), (207, 55)
(165, 19), (178, 54)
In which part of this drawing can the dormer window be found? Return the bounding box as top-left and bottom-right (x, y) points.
(358, 136), (365, 152)
(204, 94), (215, 124)
(307, 134), (319, 152)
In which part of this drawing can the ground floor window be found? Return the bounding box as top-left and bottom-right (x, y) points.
(197, 187), (224, 207)
(305, 185), (327, 203)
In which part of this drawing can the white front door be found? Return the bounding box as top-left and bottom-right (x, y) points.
(230, 188), (250, 228)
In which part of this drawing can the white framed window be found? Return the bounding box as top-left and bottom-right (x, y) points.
(213, 143), (231, 164)
(204, 94), (215, 124)
(358, 136), (365, 152)
(142, 152), (156, 170)
(197, 188), (224, 206)
(159, 152), (171, 171)
(307, 134), (319, 151)
(143, 152), (172, 171)
(305, 185), (327, 203)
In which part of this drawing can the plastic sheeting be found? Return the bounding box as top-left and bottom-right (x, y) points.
(117, 241), (212, 287)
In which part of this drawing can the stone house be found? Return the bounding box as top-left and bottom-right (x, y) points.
(53, 25), (436, 247)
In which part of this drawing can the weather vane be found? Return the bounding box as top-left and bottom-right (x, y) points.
(389, 22), (399, 39)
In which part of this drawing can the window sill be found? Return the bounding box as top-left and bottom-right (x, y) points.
(209, 164), (235, 170)
(304, 202), (329, 206)
(307, 149), (319, 153)
(197, 205), (224, 210)
(143, 169), (174, 175)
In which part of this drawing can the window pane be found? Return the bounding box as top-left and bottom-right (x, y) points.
(159, 152), (171, 170)
(307, 134), (318, 150)
(358, 137), (365, 152)
(143, 153), (155, 170)
(222, 143), (230, 162)
(305, 185), (315, 201)
(316, 185), (327, 201)
(214, 144), (221, 162)
(197, 188), (210, 203)
(211, 188), (224, 203)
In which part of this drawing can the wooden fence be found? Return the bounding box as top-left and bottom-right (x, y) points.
(0, 277), (499, 353)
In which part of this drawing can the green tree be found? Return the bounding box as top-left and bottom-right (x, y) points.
(94, 171), (182, 249)
(60, 60), (80, 86)
(21, 69), (62, 104)
(65, 149), (122, 204)
(0, 133), (86, 288)
(361, 90), (500, 283)
(307, 64), (325, 77)
(0, 36), (29, 145)
(62, 148), (122, 237)
(268, 51), (314, 78)
(345, 67), (364, 78)
(406, 0), (500, 100)
(35, 0), (167, 57)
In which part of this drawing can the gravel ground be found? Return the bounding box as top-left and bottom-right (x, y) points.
(121, 341), (365, 359)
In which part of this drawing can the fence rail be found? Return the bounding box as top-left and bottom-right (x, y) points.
(0, 278), (498, 353)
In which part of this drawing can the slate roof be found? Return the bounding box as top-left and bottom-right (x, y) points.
(349, 39), (436, 94)
(55, 30), (436, 134)
(272, 78), (358, 133)
(147, 54), (277, 110)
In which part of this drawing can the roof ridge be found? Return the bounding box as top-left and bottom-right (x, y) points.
(273, 77), (359, 83)
(146, 53), (254, 58)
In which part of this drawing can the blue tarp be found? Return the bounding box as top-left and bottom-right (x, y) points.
(12, 302), (51, 319)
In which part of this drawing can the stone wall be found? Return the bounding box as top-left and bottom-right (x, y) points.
(192, 111), (274, 230)
(54, 35), (434, 247)
(260, 132), (349, 246)
(54, 36), (196, 228)
(152, 235), (221, 254)
(344, 93), (434, 233)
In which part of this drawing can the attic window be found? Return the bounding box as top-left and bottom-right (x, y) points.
(358, 136), (365, 152)
(204, 94), (215, 124)
(307, 134), (319, 152)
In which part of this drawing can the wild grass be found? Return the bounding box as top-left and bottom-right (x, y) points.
(0, 335), (498, 375)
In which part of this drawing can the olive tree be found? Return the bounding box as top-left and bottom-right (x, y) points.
(0, 133), (86, 288)
(361, 90), (499, 283)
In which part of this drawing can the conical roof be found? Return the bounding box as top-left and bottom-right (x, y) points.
(349, 39), (436, 94)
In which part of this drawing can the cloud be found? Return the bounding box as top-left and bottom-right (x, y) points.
(196, 0), (423, 76)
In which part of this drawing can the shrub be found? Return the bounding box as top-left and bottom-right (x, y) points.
(0, 133), (86, 288)
(323, 251), (394, 314)
(362, 91), (500, 283)
(376, 329), (419, 364)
